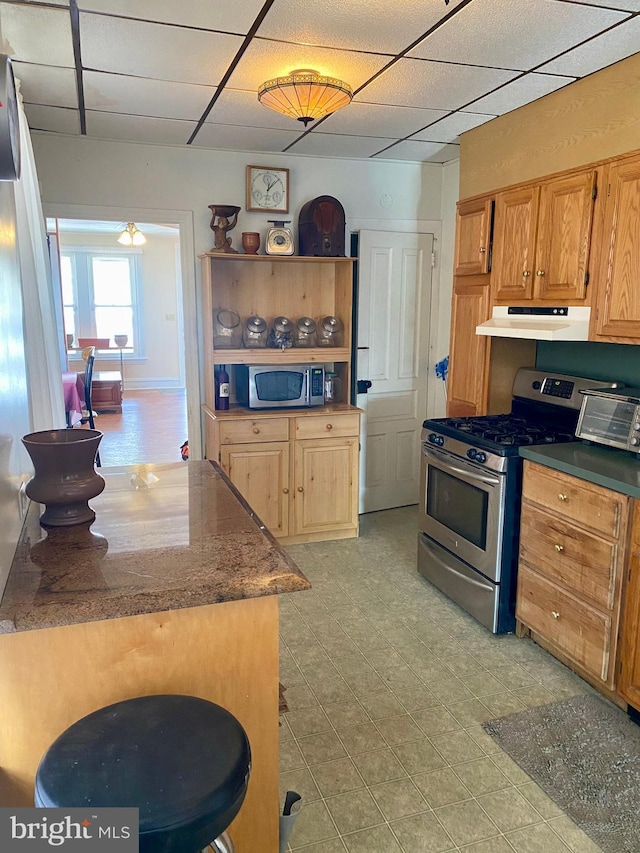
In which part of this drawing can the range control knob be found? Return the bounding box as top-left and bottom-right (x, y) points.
(634, 423), (640, 432)
(466, 448), (477, 460)
(475, 452), (487, 464)
(631, 437), (640, 447)
(428, 433), (444, 447)
(532, 381), (542, 390)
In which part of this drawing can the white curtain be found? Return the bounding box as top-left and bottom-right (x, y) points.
(14, 87), (66, 431)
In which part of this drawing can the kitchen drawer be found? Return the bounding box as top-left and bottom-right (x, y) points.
(519, 502), (619, 610)
(517, 566), (613, 684)
(522, 461), (626, 539)
(294, 412), (360, 440)
(219, 417), (289, 445)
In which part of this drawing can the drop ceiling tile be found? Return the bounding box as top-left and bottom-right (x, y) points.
(319, 102), (449, 139)
(86, 111), (196, 145)
(24, 104), (80, 135)
(192, 123), (301, 152)
(79, 13), (243, 85)
(14, 62), (77, 108)
(78, 0), (265, 32)
(288, 132), (396, 159)
(409, 0), (630, 71)
(539, 17), (640, 77)
(566, 0), (640, 9)
(84, 71), (215, 121)
(410, 111), (496, 143)
(1, 4), (75, 67)
(227, 38), (390, 93)
(467, 73), (574, 116)
(23, 0), (68, 5)
(358, 57), (518, 111)
(207, 88), (302, 131)
(257, 0), (467, 54)
(373, 139), (460, 163)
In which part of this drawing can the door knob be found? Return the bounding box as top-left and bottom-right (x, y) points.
(522, 270), (531, 277)
(536, 270), (545, 276)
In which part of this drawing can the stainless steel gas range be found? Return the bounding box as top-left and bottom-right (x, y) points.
(418, 368), (620, 634)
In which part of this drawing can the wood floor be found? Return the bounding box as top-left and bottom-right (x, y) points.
(89, 389), (188, 467)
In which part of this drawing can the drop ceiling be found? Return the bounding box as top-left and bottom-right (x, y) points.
(8, 0), (640, 163)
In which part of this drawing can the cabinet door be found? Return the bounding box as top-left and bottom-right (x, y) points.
(594, 156), (640, 340)
(492, 187), (539, 302)
(447, 280), (490, 416)
(293, 437), (358, 537)
(220, 442), (290, 537)
(454, 197), (493, 276)
(534, 171), (595, 301)
(618, 503), (640, 708)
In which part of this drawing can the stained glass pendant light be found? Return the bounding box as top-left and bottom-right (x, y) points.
(117, 222), (146, 246)
(258, 69), (353, 127)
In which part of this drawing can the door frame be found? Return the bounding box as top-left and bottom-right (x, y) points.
(42, 202), (201, 459)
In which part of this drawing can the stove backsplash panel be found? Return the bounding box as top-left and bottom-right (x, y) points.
(536, 342), (640, 387)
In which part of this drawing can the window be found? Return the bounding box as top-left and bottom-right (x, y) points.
(62, 249), (143, 356)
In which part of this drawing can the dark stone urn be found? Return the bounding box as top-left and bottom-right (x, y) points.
(22, 429), (105, 528)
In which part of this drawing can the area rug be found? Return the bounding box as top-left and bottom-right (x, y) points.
(482, 693), (640, 853)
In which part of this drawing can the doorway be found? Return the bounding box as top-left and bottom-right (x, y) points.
(44, 203), (199, 464)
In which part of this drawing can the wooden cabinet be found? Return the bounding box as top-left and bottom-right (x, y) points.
(516, 461), (628, 689)
(618, 503), (640, 708)
(209, 408), (360, 545)
(92, 371), (123, 413)
(454, 196), (493, 276)
(492, 171), (597, 304)
(447, 276), (491, 416)
(592, 154), (640, 341)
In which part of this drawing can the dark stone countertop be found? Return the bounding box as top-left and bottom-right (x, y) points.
(0, 460), (309, 634)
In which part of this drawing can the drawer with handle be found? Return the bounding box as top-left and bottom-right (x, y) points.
(219, 418), (289, 445)
(522, 460), (626, 539)
(294, 413), (360, 440)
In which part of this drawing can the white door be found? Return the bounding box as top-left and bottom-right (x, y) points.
(357, 230), (433, 513)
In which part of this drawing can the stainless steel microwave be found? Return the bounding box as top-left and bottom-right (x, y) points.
(235, 364), (325, 409)
(576, 387), (640, 453)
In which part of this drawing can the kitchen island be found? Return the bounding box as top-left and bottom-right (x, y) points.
(0, 460), (310, 852)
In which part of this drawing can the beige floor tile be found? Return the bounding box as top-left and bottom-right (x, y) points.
(323, 700), (370, 729)
(289, 799), (338, 849)
(412, 768), (472, 808)
(335, 722), (387, 755)
(478, 787), (544, 832)
(429, 677), (475, 704)
(547, 816), (603, 852)
(506, 821), (573, 852)
(331, 654), (373, 677)
(286, 706), (332, 738)
(310, 676), (356, 706)
(412, 706), (463, 736)
(490, 753), (533, 785)
(279, 767), (321, 805)
(325, 788), (385, 835)
(342, 824), (403, 853)
(435, 799), (501, 847)
(311, 757), (366, 797)
(280, 739), (306, 772)
(348, 670), (390, 699)
(390, 810), (456, 853)
(481, 691), (528, 717)
(290, 838), (347, 853)
(369, 777), (429, 820)
(458, 671), (507, 697)
(431, 730), (487, 765)
(452, 757), (512, 796)
(375, 714), (424, 746)
(363, 647), (406, 670)
(352, 748), (408, 785)
(490, 664), (538, 689)
(511, 684), (558, 709)
(518, 782), (564, 819)
(298, 731), (348, 765)
(321, 636), (361, 659)
(392, 738), (447, 775)
(466, 725), (504, 755)
(283, 684), (319, 711)
(359, 692), (407, 720)
(461, 837), (517, 853)
(394, 685), (440, 712)
(290, 643), (331, 667)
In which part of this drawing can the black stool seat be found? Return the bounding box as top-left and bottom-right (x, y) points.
(35, 694), (251, 853)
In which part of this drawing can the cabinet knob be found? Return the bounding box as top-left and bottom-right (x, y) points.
(551, 611), (560, 619)
(558, 493), (567, 501)
(554, 544), (564, 552)
(283, 487), (289, 494)
(297, 486), (304, 493)
(252, 427), (260, 434)
(326, 423), (333, 430)
(479, 247), (486, 253)
(536, 269), (545, 276)
(522, 270), (531, 277)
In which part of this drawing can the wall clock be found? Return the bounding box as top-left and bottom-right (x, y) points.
(246, 166), (289, 213)
(0, 55), (20, 181)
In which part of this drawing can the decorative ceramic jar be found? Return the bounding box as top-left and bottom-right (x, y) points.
(242, 232), (261, 254)
(114, 334), (128, 347)
(21, 429), (105, 528)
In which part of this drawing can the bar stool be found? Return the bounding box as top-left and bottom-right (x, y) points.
(34, 694), (251, 853)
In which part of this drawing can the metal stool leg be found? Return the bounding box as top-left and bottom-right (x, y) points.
(205, 832), (234, 853)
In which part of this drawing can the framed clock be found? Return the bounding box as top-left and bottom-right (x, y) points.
(246, 166), (289, 213)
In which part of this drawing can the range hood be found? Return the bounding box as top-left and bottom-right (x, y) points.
(476, 306), (591, 341)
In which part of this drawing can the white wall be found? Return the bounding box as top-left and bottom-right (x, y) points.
(434, 159), (460, 416)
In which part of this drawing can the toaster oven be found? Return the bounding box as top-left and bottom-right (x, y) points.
(576, 387), (640, 453)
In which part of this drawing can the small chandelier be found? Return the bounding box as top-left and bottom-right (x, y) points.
(117, 222), (146, 246)
(257, 68), (353, 127)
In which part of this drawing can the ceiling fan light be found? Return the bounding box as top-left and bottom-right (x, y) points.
(258, 68), (353, 127)
(117, 222), (146, 246)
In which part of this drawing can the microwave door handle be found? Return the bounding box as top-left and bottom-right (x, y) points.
(423, 446), (500, 487)
(303, 372), (310, 406)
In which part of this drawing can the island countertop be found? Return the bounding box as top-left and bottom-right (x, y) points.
(0, 459), (310, 634)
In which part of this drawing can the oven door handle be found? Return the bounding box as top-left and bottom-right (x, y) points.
(422, 446), (501, 487)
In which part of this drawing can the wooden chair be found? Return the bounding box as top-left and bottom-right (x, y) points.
(77, 346), (101, 467)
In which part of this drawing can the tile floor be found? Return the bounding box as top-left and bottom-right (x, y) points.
(280, 506), (603, 853)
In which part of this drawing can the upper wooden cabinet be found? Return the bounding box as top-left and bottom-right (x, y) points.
(593, 154), (640, 341)
(454, 196), (493, 276)
(447, 276), (490, 417)
(492, 170), (597, 304)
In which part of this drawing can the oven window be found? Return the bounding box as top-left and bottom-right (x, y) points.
(427, 467), (488, 550)
(255, 370), (304, 402)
